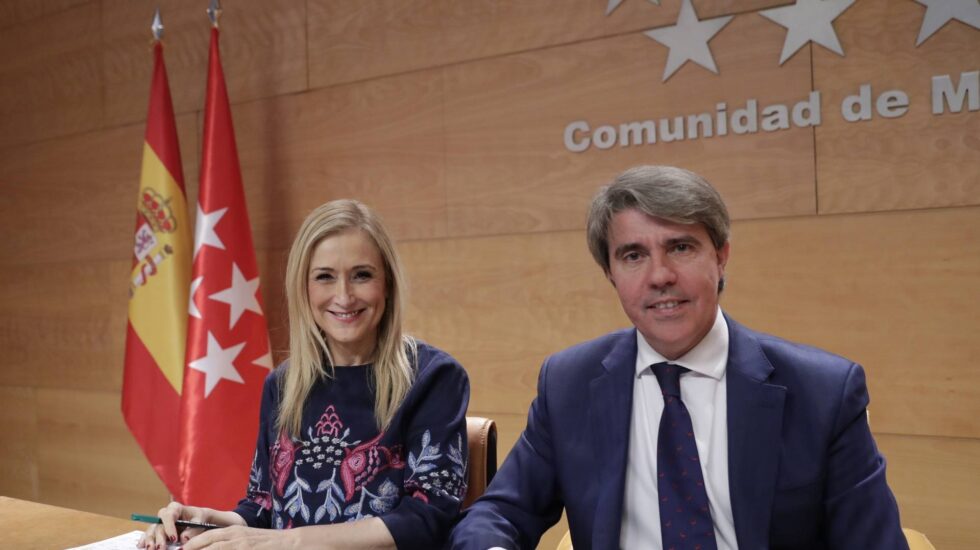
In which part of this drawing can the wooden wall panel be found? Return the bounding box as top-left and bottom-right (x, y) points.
(877, 434), (980, 550)
(401, 232), (629, 413)
(230, 68), (448, 250)
(0, 0), (87, 29)
(0, 3), (102, 148)
(308, 0), (791, 88)
(0, 259), (129, 391)
(443, 14), (816, 238)
(725, 207), (980, 439)
(0, 113), (198, 266)
(35, 388), (169, 517)
(0, 387), (39, 501)
(814, 0), (980, 214)
(102, 0), (308, 127)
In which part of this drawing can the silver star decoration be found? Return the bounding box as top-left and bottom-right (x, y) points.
(209, 263), (263, 329)
(606, 0), (661, 16)
(644, 0), (733, 81)
(151, 8), (164, 41)
(193, 204), (227, 258)
(188, 332), (245, 397)
(207, 0), (222, 27)
(188, 276), (204, 319)
(760, 0), (856, 65)
(914, 0), (980, 46)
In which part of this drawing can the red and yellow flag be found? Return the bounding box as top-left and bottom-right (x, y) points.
(122, 41), (191, 496)
(179, 26), (272, 508)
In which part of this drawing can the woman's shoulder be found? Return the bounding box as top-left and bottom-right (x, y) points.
(407, 338), (467, 386)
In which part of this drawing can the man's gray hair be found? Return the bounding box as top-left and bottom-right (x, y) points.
(586, 165), (731, 274)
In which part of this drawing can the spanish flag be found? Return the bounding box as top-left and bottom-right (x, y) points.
(122, 39), (191, 497)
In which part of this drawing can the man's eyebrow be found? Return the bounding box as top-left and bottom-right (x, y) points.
(664, 235), (700, 247)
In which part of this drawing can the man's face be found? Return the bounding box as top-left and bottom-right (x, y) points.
(606, 209), (729, 360)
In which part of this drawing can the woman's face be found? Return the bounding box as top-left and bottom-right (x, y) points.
(307, 228), (387, 366)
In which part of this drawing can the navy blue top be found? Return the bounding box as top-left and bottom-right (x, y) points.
(233, 341), (469, 549)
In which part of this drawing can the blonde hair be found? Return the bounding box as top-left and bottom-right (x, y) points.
(278, 199), (416, 438)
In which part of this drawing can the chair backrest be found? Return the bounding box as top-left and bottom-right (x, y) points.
(463, 416), (498, 509)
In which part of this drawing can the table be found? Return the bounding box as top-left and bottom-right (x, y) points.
(0, 496), (143, 549)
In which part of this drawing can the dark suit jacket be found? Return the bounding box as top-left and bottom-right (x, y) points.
(449, 315), (908, 549)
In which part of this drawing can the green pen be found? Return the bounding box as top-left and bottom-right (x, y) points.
(131, 513), (220, 530)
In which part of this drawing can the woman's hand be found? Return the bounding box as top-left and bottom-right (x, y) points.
(181, 525), (297, 550)
(137, 502), (241, 550)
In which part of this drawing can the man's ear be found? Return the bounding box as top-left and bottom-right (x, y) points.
(716, 241), (731, 272)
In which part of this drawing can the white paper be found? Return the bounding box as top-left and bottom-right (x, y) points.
(65, 530), (179, 550)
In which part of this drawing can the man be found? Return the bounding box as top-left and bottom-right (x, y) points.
(450, 166), (907, 549)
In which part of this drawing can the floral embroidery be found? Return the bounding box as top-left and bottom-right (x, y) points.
(315, 404), (344, 437)
(270, 432), (297, 497)
(244, 401), (467, 528)
(340, 432), (406, 500)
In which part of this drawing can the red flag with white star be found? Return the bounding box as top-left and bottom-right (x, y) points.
(180, 26), (271, 508)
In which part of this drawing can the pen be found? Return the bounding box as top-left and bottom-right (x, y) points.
(131, 513), (221, 530)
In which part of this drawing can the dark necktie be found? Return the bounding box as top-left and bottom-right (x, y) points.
(652, 362), (717, 550)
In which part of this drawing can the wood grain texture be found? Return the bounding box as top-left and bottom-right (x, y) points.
(401, 231), (629, 414)
(724, 207), (980, 439)
(308, 0), (792, 88)
(877, 433), (980, 550)
(0, 113), (198, 266)
(0, 3), (102, 148)
(0, 0), (87, 29)
(230, 68), (448, 250)
(102, 0), (308, 127)
(0, 387), (39, 501)
(443, 14), (816, 238)
(0, 259), (129, 391)
(35, 388), (170, 517)
(0, 496), (146, 550)
(814, 0), (980, 214)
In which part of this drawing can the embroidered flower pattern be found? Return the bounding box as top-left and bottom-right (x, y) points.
(242, 404), (467, 527)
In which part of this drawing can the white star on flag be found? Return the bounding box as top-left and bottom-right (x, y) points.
(606, 0), (660, 16)
(188, 332), (246, 397)
(188, 276), (204, 319)
(253, 352), (274, 369)
(194, 204), (227, 258)
(208, 263), (263, 329)
(759, 0), (856, 65)
(914, 0), (980, 46)
(644, 0), (733, 81)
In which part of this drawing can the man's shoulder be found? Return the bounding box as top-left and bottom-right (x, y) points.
(729, 317), (857, 383)
(545, 328), (635, 369)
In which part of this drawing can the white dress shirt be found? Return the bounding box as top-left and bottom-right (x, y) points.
(619, 308), (738, 550)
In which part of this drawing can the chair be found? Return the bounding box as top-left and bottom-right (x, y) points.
(463, 416), (498, 509)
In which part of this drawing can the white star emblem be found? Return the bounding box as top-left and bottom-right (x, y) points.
(606, 0), (660, 16)
(253, 351), (274, 369)
(188, 332), (246, 397)
(209, 263), (263, 329)
(913, 0), (980, 46)
(760, 0), (856, 65)
(644, 0), (733, 81)
(194, 204), (227, 258)
(188, 276), (204, 319)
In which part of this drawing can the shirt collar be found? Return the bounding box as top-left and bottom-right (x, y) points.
(634, 307), (729, 380)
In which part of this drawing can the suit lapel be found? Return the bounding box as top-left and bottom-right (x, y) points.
(725, 316), (787, 550)
(588, 330), (637, 550)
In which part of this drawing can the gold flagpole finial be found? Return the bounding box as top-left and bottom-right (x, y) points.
(151, 7), (164, 41)
(207, 0), (222, 28)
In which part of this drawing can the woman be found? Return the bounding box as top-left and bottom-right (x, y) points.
(139, 200), (469, 550)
